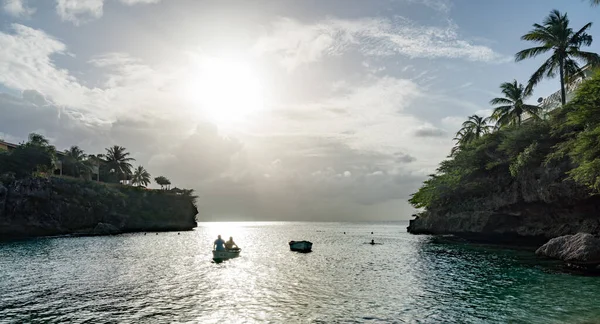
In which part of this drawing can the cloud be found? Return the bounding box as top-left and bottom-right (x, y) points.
(0, 18), (454, 221)
(410, 0), (451, 12)
(413, 125), (447, 137)
(2, 0), (35, 18)
(395, 152), (417, 163)
(0, 24), (94, 108)
(56, 0), (103, 25)
(254, 16), (508, 70)
(55, 0), (162, 25)
(0, 91), (102, 150)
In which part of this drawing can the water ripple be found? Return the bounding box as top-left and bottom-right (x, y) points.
(2, 222), (600, 323)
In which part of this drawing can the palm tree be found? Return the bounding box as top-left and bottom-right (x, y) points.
(455, 115), (492, 144)
(591, 0), (600, 6)
(132, 166), (151, 187)
(63, 146), (92, 177)
(103, 145), (135, 183)
(451, 115), (492, 156)
(490, 80), (541, 127)
(515, 10), (600, 105)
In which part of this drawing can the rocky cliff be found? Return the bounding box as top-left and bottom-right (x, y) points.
(408, 197), (600, 245)
(0, 177), (198, 239)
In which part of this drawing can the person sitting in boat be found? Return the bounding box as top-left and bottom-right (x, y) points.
(214, 235), (226, 251)
(225, 236), (238, 250)
(370, 239), (375, 245)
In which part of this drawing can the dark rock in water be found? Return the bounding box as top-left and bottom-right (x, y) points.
(0, 177), (198, 240)
(536, 233), (600, 266)
(91, 223), (121, 235)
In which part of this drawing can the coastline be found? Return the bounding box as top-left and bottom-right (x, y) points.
(0, 177), (198, 241)
(407, 197), (600, 246)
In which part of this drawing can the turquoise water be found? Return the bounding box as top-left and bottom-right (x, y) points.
(1, 222), (600, 323)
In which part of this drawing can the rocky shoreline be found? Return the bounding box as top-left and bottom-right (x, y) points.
(407, 197), (600, 269)
(0, 177), (198, 240)
(408, 197), (600, 244)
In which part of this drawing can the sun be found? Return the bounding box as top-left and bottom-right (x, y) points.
(185, 57), (265, 127)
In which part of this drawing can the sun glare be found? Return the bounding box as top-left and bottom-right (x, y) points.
(185, 58), (265, 127)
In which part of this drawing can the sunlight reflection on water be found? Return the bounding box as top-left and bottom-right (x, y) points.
(2, 222), (600, 323)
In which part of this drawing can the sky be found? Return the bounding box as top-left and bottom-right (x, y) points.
(0, 0), (598, 221)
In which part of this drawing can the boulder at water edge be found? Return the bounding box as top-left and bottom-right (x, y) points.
(535, 233), (600, 265)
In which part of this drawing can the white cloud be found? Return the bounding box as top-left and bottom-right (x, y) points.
(56, 0), (103, 25)
(2, 0), (35, 18)
(254, 16), (508, 70)
(55, 0), (162, 25)
(0, 24), (92, 108)
(0, 16), (462, 220)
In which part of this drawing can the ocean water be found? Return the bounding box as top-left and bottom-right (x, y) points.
(1, 221), (600, 323)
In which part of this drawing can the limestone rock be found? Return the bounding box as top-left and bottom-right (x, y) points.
(536, 233), (600, 265)
(0, 177), (198, 240)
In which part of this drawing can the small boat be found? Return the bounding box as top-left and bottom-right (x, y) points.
(212, 248), (241, 261)
(289, 240), (312, 252)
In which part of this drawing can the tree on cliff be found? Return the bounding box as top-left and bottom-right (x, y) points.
(103, 146), (135, 183)
(516, 10), (599, 105)
(451, 115), (492, 156)
(63, 146), (92, 178)
(556, 71), (600, 190)
(132, 166), (151, 187)
(0, 133), (56, 178)
(490, 80), (541, 127)
(154, 176), (171, 190)
(409, 73), (600, 214)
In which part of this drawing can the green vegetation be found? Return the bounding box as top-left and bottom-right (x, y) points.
(63, 146), (93, 178)
(410, 71), (600, 214)
(411, 9), (600, 216)
(0, 134), (191, 195)
(0, 135), (198, 238)
(0, 176), (198, 238)
(132, 166), (151, 187)
(103, 145), (135, 182)
(0, 133), (57, 179)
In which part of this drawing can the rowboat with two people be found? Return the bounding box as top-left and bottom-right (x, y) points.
(212, 235), (241, 261)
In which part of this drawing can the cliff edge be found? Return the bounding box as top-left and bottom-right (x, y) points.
(408, 197), (600, 245)
(0, 177), (198, 239)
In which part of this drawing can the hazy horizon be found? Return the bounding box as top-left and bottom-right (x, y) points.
(1, 0), (598, 221)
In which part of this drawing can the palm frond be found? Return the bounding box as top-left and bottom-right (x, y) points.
(570, 22), (593, 46)
(515, 45), (552, 61)
(526, 55), (557, 94)
(489, 97), (513, 106)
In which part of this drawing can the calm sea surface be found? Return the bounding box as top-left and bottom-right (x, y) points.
(1, 221), (600, 323)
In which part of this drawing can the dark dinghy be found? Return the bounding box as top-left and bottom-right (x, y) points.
(289, 240), (313, 252)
